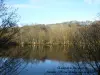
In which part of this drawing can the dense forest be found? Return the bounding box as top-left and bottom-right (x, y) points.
(13, 21), (99, 46)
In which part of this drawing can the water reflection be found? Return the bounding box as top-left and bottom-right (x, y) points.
(0, 46), (72, 61)
(0, 46), (99, 75)
(0, 58), (27, 75)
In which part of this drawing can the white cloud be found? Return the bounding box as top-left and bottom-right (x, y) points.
(30, 0), (39, 2)
(29, 0), (42, 4)
(84, 0), (100, 4)
(84, 0), (93, 4)
(7, 4), (40, 8)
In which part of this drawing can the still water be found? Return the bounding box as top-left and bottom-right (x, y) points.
(0, 46), (99, 75)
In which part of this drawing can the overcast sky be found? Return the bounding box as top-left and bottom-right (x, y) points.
(6, 0), (100, 24)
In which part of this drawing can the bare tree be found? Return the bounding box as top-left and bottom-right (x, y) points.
(69, 22), (100, 74)
(0, 0), (19, 48)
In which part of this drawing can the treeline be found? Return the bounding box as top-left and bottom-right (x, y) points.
(13, 21), (100, 45)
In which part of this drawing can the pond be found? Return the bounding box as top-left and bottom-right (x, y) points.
(0, 45), (99, 75)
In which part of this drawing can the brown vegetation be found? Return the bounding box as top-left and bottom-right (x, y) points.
(0, 0), (19, 48)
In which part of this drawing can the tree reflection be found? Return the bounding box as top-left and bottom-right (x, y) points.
(0, 58), (27, 75)
(0, 45), (71, 75)
(0, 45), (99, 75)
(44, 62), (98, 75)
